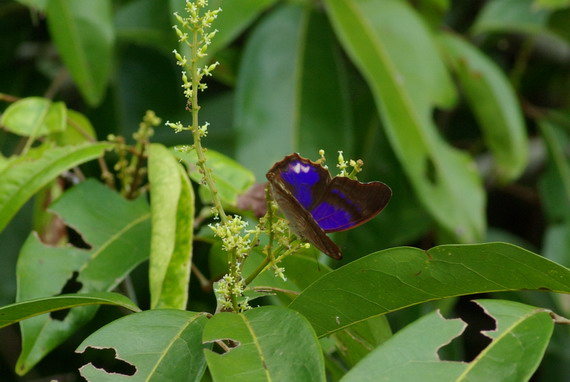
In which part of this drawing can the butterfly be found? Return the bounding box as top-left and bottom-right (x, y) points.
(266, 153), (392, 260)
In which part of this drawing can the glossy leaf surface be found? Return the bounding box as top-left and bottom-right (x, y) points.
(203, 306), (326, 382)
(341, 299), (555, 381)
(78, 310), (209, 381)
(289, 243), (570, 337)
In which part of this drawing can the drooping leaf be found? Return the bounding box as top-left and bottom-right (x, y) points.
(78, 310), (209, 381)
(341, 299), (556, 381)
(46, 0), (114, 106)
(324, 0), (484, 242)
(174, 147), (255, 206)
(0, 97), (66, 138)
(439, 33), (528, 183)
(0, 292), (140, 329)
(0, 142), (111, 234)
(289, 242), (570, 337)
(148, 144), (195, 310)
(16, 179), (151, 375)
(203, 306), (326, 382)
(234, 4), (353, 178)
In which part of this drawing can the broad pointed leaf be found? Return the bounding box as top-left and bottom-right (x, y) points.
(0, 97), (66, 137)
(16, 179), (150, 374)
(289, 243), (570, 337)
(0, 142), (111, 233)
(341, 299), (556, 381)
(46, 0), (114, 106)
(324, 0), (484, 242)
(0, 292), (139, 329)
(203, 306), (326, 382)
(78, 310), (209, 381)
(235, 4), (353, 178)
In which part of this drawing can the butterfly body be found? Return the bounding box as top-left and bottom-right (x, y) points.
(266, 153), (392, 259)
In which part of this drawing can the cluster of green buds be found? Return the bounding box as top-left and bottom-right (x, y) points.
(108, 110), (160, 198)
(336, 150), (364, 179)
(210, 215), (253, 311)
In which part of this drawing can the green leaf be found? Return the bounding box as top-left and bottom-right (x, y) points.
(324, 0), (484, 242)
(148, 144), (195, 310)
(472, 0), (549, 35)
(244, 250), (332, 303)
(203, 306), (326, 382)
(0, 292), (140, 329)
(535, 0), (570, 10)
(46, 0), (114, 106)
(174, 148), (255, 205)
(116, 0), (176, 54)
(289, 242), (570, 337)
(16, 179), (151, 375)
(439, 33), (528, 183)
(77, 310), (209, 381)
(0, 142), (111, 234)
(54, 109), (97, 146)
(538, 118), (570, 202)
(0, 97), (66, 137)
(235, 4), (353, 178)
(333, 315), (392, 368)
(341, 299), (555, 381)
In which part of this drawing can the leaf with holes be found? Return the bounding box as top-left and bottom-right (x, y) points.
(323, 0), (484, 242)
(203, 306), (326, 382)
(77, 310), (209, 381)
(341, 299), (557, 381)
(148, 144), (195, 309)
(289, 243), (570, 337)
(15, 179), (151, 375)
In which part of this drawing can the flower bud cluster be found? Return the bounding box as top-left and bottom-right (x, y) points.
(210, 215), (253, 311)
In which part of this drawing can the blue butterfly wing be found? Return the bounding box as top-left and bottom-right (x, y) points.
(274, 154), (330, 210)
(310, 177), (392, 233)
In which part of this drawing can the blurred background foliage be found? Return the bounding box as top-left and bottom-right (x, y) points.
(1, 0), (570, 380)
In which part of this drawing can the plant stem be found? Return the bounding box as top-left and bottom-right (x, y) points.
(189, 27), (228, 225)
